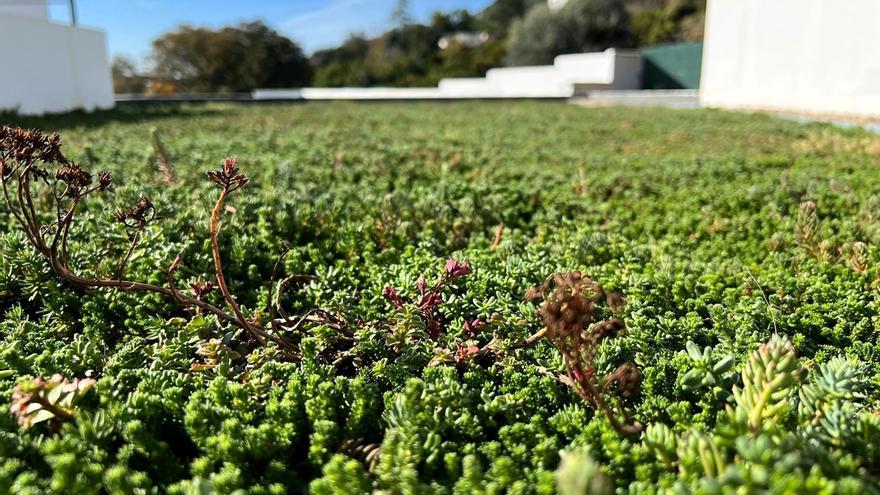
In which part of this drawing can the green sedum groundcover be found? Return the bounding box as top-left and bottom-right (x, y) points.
(1, 102), (879, 494)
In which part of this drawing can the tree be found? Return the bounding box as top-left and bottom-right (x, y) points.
(629, 0), (706, 46)
(311, 18), (463, 88)
(390, 0), (412, 28)
(504, 4), (561, 66)
(311, 35), (373, 87)
(505, 0), (632, 66)
(431, 40), (505, 81)
(430, 9), (475, 34)
(111, 56), (147, 94)
(477, 0), (543, 38)
(151, 21), (311, 93)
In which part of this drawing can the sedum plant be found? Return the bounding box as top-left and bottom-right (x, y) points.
(727, 333), (802, 432)
(555, 447), (613, 495)
(678, 340), (736, 402)
(0, 126), (338, 359)
(639, 334), (880, 494)
(2, 104), (880, 493)
(9, 374), (96, 431)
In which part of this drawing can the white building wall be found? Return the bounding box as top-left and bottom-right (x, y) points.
(700, 0), (880, 117)
(0, 0), (48, 20)
(0, 15), (114, 115)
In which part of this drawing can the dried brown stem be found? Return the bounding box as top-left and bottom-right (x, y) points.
(0, 126), (327, 361)
(209, 186), (296, 351)
(210, 190), (251, 328)
(510, 328), (546, 349)
(273, 274), (318, 322)
(491, 223), (504, 251)
(150, 127), (176, 186)
(115, 229), (142, 280)
(528, 271), (643, 436)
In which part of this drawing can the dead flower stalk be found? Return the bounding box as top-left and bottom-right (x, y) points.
(527, 271), (643, 436)
(0, 125), (335, 358)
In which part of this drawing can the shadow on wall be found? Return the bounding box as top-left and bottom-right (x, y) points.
(642, 42), (703, 90)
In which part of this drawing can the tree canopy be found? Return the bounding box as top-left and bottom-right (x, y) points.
(506, 0), (632, 66)
(310, 10), (503, 88)
(151, 21), (311, 93)
(111, 56), (147, 94)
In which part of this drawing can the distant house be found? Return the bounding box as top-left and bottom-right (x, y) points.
(700, 0), (880, 117)
(438, 0), (569, 50)
(548, 0), (570, 11)
(0, 0), (114, 115)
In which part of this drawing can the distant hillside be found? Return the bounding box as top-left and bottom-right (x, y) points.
(310, 9), (505, 87)
(624, 0), (706, 45)
(479, 0), (706, 42)
(118, 0), (707, 94)
(476, 0), (545, 38)
(308, 0), (705, 87)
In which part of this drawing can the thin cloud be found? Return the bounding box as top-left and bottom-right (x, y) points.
(282, 0), (381, 28)
(282, 0), (394, 52)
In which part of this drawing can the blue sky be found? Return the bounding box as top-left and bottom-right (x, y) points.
(48, 0), (494, 62)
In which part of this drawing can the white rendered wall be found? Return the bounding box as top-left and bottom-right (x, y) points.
(437, 78), (496, 95)
(484, 65), (573, 97)
(437, 49), (641, 98)
(701, 0), (880, 117)
(558, 49), (642, 91)
(0, 0), (48, 20)
(555, 52), (615, 84)
(0, 15), (114, 115)
(605, 51), (642, 90)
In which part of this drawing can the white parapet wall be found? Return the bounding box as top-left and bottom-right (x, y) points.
(483, 65), (573, 97)
(256, 48), (641, 101)
(439, 49), (642, 98)
(700, 0), (880, 118)
(257, 87), (443, 100)
(436, 78), (502, 98)
(0, 14), (114, 115)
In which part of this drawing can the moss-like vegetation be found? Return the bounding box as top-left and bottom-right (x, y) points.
(1, 102), (879, 493)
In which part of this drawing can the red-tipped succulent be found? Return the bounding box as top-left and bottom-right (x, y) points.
(383, 258), (472, 340)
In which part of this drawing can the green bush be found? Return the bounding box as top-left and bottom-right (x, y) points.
(151, 21), (312, 93)
(506, 0), (632, 66)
